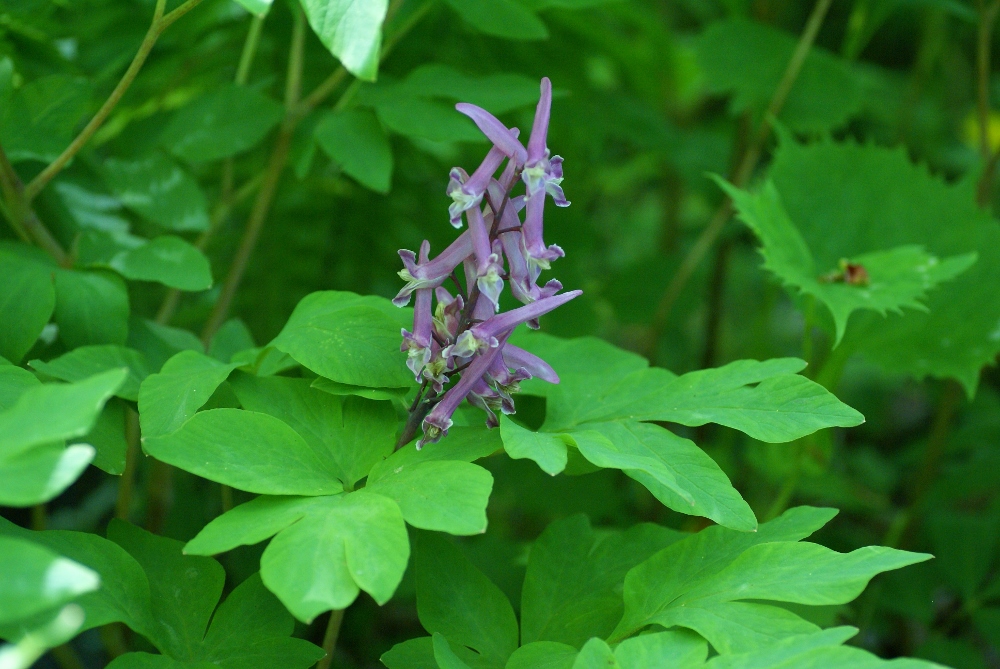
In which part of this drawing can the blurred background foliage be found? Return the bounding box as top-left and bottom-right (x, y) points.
(3, 0), (1000, 667)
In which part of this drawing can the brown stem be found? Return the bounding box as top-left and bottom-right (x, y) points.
(644, 0), (833, 362)
(396, 398), (435, 450)
(315, 609), (345, 669)
(23, 0), (203, 203)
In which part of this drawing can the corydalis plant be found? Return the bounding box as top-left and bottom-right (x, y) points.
(395, 77), (578, 448)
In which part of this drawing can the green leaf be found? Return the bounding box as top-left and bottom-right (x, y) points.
(500, 416), (569, 476)
(138, 350), (237, 438)
(432, 633), (473, 669)
(381, 637), (438, 669)
(706, 627), (858, 669)
(0, 369), (126, 459)
(53, 269), (129, 348)
(367, 460), (493, 534)
(161, 83), (283, 163)
(0, 74), (91, 162)
(142, 408), (345, 496)
(315, 109), (393, 193)
(397, 65), (540, 115)
(571, 638), (619, 669)
(270, 291), (412, 388)
(105, 654), (215, 669)
(375, 97), (486, 143)
(311, 376), (408, 402)
(719, 178), (976, 344)
(445, 0), (548, 40)
(768, 137), (1000, 395)
(0, 250), (55, 363)
(300, 0), (389, 81)
(260, 491), (408, 622)
(694, 19), (863, 132)
(571, 423), (757, 531)
(102, 154), (210, 231)
(0, 442), (95, 506)
(0, 364), (41, 410)
(506, 642), (578, 669)
(614, 630), (708, 668)
(233, 0), (273, 16)
(127, 318), (204, 370)
(229, 374), (395, 487)
(613, 507), (929, 653)
(927, 509), (999, 599)
(185, 495), (330, 556)
(414, 532), (518, 665)
(208, 319), (255, 364)
(0, 536), (99, 626)
(108, 520), (224, 660)
(30, 345), (150, 402)
(520, 514), (684, 647)
(108, 236), (213, 291)
(368, 425), (502, 482)
(76, 398), (127, 475)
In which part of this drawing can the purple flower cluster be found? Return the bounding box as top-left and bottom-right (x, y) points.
(393, 77), (580, 448)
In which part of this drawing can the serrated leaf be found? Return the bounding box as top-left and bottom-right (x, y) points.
(367, 460), (493, 534)
(0, 535), (99, 626)
(0, 249), (55, 363)
(260, 490), (408, 622)
(30, 345), (150, 402)
(142, 408), (345, 496)
(270, 291), (412, 388)
(53, 269), (129, 348)
(315, 108), (393, 193)
(719, 178), (976, 344)
(445, 0), (548, 40)
(161, 83), (283, 163)
(229, 374), (395, 487)
(520, 514), (684, 647)
(300, 0), (389, 81)
(138, 350), (237, 438)
(102, 154), (210, 231)
(415, 532), (518, 665)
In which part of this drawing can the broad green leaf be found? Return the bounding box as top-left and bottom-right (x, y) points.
(300, 0), (389, 81)
(707, 627), (858, 669)
(768, 137), (1000, 395)
(208, 319), (255, 364)
(396, 65), (540, 115)
(161, 84), (283, 163)
(432, 633), (473, 669)
(506, 642), (577, 669)
(0, 250), (55, 363)
(571, 638), (619, 669)
(108, 520), (224, 660)
(138, 350), (237, 437)
(694, 19), (862, 132)
(719, 178), (976, 344)
(375, 97), (486, 143)
(260, 490), (408, 622)
(105, 654), (215, 669)
(367, 460), (493, 534)
(0, 364), (41, 409)
(414, 532), (518, 665)
(233, 0), (273, 16)
(0, 369), (126, 459)
(0, 75), (90, 162)
(0, 442), (95, 506)
(381, 637), (438, 669)
(521, 514), (684, 647)
(229, 374), (395, 487)
(368, 425), (502, 482)
(311, 377), (408, 402)
(185, 495), (331, 556)
(142, 408), (345, 496)
(102, 154), (209, 231)
(53, 269), (129, 348)
(127, 318), (203, 370)
(0, 518), (157, 639)
(107, 236), (213, 291)
(614, 630), (707, 668)
(270, 291), (412, 388)
(445, 0), (548, 40)
(571, 423), (756, 531)
(315, 109), (393, 193)
(76, 399), (127, 474)
(30, 345), (150, 401)
(500, 416), (569, 476)
(612, 506), (838, 640)
(0, 536), (99, 626)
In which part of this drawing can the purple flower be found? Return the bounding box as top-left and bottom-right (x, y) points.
(522, 78), (570, 207)
(433, 287), (463, 341)
(503, 344), (559, 384)
(456, 103), (527, 165)
(462, 290), (582, 354)
(447, 129), (520, 227)
(521, 192), (565, 283)
(394, 234), (473, 307)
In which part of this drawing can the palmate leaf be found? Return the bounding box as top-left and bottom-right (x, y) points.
(501, 333), (861, 530)
(718, 177), (976, 344)
(610, 507), (931, 653)
(767, 137), (1000, 395)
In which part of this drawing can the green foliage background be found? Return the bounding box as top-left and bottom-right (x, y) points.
(2, 0), (1000, 667)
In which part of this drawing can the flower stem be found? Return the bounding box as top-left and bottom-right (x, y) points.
(315, 608), (345, 669)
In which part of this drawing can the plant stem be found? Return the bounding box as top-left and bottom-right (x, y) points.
(315, 608), (345, 669)
(699, 239), (731, 370)
(644, 0), (833, 362)
(397, 398), (435, 449)
(0, 142), (68, 263)
(23, 0), (203, 203)
(115, 408), (141, 521)
(977, 0), (1000, 204)
(31, 504), (47, 531)
(235, 14), (266, 86)
(221, 484), (234, 513)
